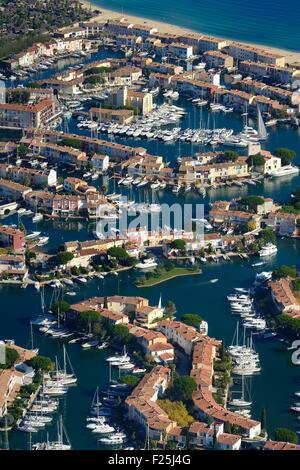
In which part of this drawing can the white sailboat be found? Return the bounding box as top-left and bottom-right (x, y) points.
(228, 376), (252, 407)
(257, 104), (268, 141)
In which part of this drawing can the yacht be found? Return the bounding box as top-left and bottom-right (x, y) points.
(135, 258), (158, 270)
(258, 243), (277, 257)
(32, 213), (43, 223)
(26, 231), (41, 240)
(91, 424), (115, 434)
(99, 433), (126, 445)
(81, 339), (99, 349)
(270, 164), (300, 178)
(36, 236), (49, 246)
(255, 271), (273, 284)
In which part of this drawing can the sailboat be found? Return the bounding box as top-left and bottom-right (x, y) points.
(32, 416), (72, 450)
(50, 345), (77, 385)
(158, 293), (162, 310)
(257, 104), (268, 141)
(228, 376), (252, 407)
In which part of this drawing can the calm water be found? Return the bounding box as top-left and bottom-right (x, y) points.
(95, 0), (300, 52)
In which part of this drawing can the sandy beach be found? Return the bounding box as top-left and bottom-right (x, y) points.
(80, 1), (300, 64)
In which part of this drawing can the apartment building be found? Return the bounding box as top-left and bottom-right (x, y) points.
(0, 99), (56, 129)
(202, 50), (234, 69)
(179, 158), (249, 186)
(24, 129), (146, 160)
(125, 366), (175, 441)
(0, 164), (57, 187)
(226, 42), (285, 66)
(89, 107), (134, 124)
(0, 179), (32, 200)
(168, 43), (194, 59)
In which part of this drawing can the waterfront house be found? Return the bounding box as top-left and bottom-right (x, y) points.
(0, 99), (56, 129)
(91, 154), (109, 173)
(127, 324), (174, 364)
(89, 107), (134, 125)
(30, 141), (88, 168)
(24, 129), (146, 160)
(0, 342), (36, 418)
(268, 277), (300, 318)
(202, 51), (234, 69)
(135, 305), (164, 329)
(263, 441), (300, 451)
(0, 164), (57, 188)
(190, 339), (261, 439)
(178, 158), (249, 186)
(0, 225), (25, 251)
(125, 366), (176, 441)
(168, 43), (194, 60)
(264, 211), (300, 238)
(0, 179), (32, 201)
(157, 320), (204, 356)
(226, 42), (285, 66)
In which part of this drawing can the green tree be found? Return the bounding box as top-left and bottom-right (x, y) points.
(261, 408), (267, 432)
(56, 251), (74, 265)
(60, 138), (81, 149)
(108, 246), (129, 261)
(245, 220), (257, 232)
(27, 355), (54, 372)
(157, 399), (194, 427)
(164, 301), (177, 316)
(247, 153), (265, 167)
(258, 228), (276, 244)
(181, 313), (203, 328)
(274, 148), (296, 167)
(170, 239), (186, 251)
(119, 375), (141, 389)
(53, 300), (70, 315)
(168, 376), (197, 403)
(292, 278), (300, 291)
(110, 324), (132, 346)
(273, 427), (298, 444)
(0, 347), (19, 369)
(239, 195), (264, 212)
(223, 151), (239, 162)
(272, 265), (297, 280)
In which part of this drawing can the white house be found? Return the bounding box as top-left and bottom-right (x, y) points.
(91, 154), (109, 173)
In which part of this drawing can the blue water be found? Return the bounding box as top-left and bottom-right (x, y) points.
(95, 0), (300, 52)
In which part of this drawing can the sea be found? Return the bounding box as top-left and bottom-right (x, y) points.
(94, 0), (300, 53)
(0, 41), (300, 449)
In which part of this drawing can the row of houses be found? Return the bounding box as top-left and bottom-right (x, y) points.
(0, 341), (37, 417)
(0, 99), (58, 129)
(190, 338), (261, 440)
(178, 157), (249, 186)
(268, 277), (300, 319)
(102, 20), (284, 66)
(0, 37), (91, 73)
(67, 295), (164, 330)
(0, 164), (57, 188)
(24, 129), (146, 161)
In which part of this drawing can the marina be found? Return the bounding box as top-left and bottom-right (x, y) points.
(1, 0), (300, 453)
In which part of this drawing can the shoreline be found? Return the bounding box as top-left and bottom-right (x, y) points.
(80, 1), (300, 63)
(135, 270), (201, 288)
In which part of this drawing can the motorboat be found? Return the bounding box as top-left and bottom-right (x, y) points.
(32, 213), (44, 223)
(255, 271), (272, 284)
(135, 258), (158, 270)
(270, 165), (299, 177)
(258, 243), (277, 257)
